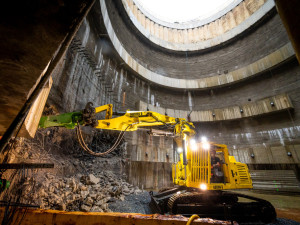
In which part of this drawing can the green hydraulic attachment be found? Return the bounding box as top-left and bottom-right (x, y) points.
(39, 111), (83, 129)
(39, 102), (98, 129)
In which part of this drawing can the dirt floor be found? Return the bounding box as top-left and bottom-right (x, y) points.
(234, 190), (300, 223)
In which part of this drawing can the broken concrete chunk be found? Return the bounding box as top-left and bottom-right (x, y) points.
(80, 204), (91, 212)
(49, 186), (55, 193)
(134, 189), (143, 195)
(119, 195), (125, 201)
(84, 197), (94, 206)
(122, 186), (131, 195)
(14, 147), (22, 153)
(80, 191), (89, 199)
(58, 203), (66, 211)
(39, 188), (47, 197)
(101, 203), (108, 211)
(95, 199), (105, 206)
(80, 185), (88, 191)
(89, 193), (97, 200)
(90, 206), (103, 212)
(80, 174), (100, 185)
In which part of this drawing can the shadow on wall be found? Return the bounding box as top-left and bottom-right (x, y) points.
(125, 161), (173, 191)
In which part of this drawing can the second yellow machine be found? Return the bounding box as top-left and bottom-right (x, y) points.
(39, 103), (276, 223)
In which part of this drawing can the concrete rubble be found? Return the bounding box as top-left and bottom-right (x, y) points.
(32, 171), (144, 212)
(2, 129), (149, 214)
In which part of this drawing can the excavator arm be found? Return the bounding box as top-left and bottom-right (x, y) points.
(39, 103), (195, 160)
(39, 103), (195, 136)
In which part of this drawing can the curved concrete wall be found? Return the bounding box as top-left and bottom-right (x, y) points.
(101, 0), (293, 89)
(138, 93), (293, 122)
(131, 0), (243, 29)
(123, 0), (273, 51)
(50, 18), (300, 150)
(48, 0), (300, 147)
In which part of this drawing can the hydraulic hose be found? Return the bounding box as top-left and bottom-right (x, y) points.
(76, 123), (129, 156)
(187, 215), (200, 225)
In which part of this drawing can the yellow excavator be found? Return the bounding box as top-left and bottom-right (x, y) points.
(39, 103), (276, 223)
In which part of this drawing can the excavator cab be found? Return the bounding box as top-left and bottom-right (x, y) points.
(210, 149), (224, 183)
(150, 138), (276, 223)
(172, 138), (252, 191)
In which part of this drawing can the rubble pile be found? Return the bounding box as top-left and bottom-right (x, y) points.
(2, 128), (150, 213)
(34, 171), (143, 212)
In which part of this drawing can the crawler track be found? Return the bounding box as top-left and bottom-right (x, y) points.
(150, 188), (276, 223)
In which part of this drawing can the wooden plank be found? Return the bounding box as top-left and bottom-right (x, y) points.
(145, 18), (150, 32)
(128, 0), (134, 11)
(140, 12), (146, 28)
(177, 30), (183, 43)
(150, 21), (155, 35)
(163, 26), (168, 41)
(173, 29), (179, 43)
(214, 109), (224, 121)
(133, 3), (138, 17)
(166, 108), (175, 117)
(19, 77), (53, 138)
(154, 23), (159, 37)
(190, 111), (197, 121)
(158, 25), (164, 39)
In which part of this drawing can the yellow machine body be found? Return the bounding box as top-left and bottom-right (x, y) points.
(93, 104), (252, 191)
(172, 139), (252, 190)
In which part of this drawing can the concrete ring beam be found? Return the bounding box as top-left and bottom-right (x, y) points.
(100, 0), (294, 89)
(138, 93), (293, 122)
(123, 0), (275, 51)
(131, 0), (243, 30)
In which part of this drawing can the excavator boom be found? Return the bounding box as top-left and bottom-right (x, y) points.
(39, 103), (195, 137)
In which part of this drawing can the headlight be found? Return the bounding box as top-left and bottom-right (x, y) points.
(202, 142), (210, 150)
(177, 147), (183, 153)
(200, 183), (207, 190)
(190, 139), (197, 151)
(201, 136), (210, 150)
(201, 136), (207, 142)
